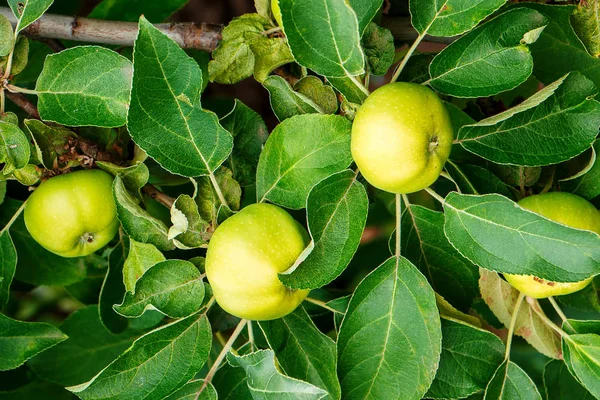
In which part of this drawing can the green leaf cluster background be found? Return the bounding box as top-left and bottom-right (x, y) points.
(0, 0), (600, 399)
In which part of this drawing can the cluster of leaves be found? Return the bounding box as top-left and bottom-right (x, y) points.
(0, 0), (600, 399)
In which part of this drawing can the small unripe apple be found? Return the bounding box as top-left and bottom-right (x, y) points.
(351, 82), (453, 194)
(271, 0), (283, 27)
(504, 192), (600, 298)
(205, 203), (310, 321)
(24, 169), (119, 258)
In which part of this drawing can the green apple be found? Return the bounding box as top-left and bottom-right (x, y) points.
(24, 169), (119, 258)
(351, 82), (453, 194)
(271, 0), (283, 27)
(205, 203), (310, 321)
(504, 192), (600, 298)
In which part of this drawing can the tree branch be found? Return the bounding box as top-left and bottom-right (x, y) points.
(0, 7), (455, 53)
(142, 184), (175, 209)
(0, 7), (223, 52)
(4, 91), (40, 119)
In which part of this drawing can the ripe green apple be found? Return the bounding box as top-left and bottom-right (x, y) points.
(205, 203), (310, 321)
(24, 169), (119, 258)
(504, 192), (600, 298)
(351, 82), (453, 194)
(271, 0), (283, 27)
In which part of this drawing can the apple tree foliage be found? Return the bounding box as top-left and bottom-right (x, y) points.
(0, 0), (600, 399)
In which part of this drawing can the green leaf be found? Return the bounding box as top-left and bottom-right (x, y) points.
(8, 36), (29, 76)
(259, 306), (341, 400)
(326, 76), (368, 104)
(0, 181), (5, 205)
(362, 22), (395, 76)
(28, 306), (139, 386)
(123, 238), (165, 293)
(456, 73), (600, 166)
(398, 53), (435, 84)
(427, 318), (505, 399)
(70, 312), (212, 400)
(0, 313), (67, 371)
(227, 349), (328, 399)
(8, 0), (53, 33)
(255, 0), (272, 21)
(435, 293), (481, 327)
(213, 353), (252, 400)
(479, 269), (562, 359)
(280, 170), (368, 289)
(445, 161), (513, 198)
(337, 257), (442, 400)
(563, 334), (600, 398)
(279, 0), (365, 78)
(0, 15), (13, 57)
(410, 0), (507, 37)
(444, 193), (600, 283)
(99, 239), (128, 334)
(429, 8), (547, 97)
(544, 359), (595, 400)
(0, 380), (73, 399)
(129, 17), (233, 177)
(89, 0), (189, 22)
(401, 204), (479, 311)
(36, 46), (132, 127)
(164, 380), (217, 400)
(256, 114), (353, 209)
(0, 232), (16, 310)
(0, 121), (30, 171)
(572, 0), (600, 58)
(347, 0), (383, 34)
(208, 14), (293, 84)
(294, 76), (338, 115)
(263, 75), (322, 121)
(114, 260), (205, 319)
(23, 119), (75, 169)
(562, 140), (600, 200)
(484, 360), (542, 400)
(169, 194), (210, 249)
(221, 100), (269, 186)
(527, 4), (600, 88)
(113, 175), (174, 251)
(196, 167), (241, 225)
(0, 198), (87, 286)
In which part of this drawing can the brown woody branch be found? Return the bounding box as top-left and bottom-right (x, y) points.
(4, 91), (40, 119)
(142, 184), (175, 208)
(0, 7), (223, 52)
(0, 7), (457, 52)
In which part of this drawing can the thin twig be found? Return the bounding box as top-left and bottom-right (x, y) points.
(0, 7), (223, 52)
(196, 319), (248, 399)
(424, 187), (446, 204)
(526, 296), (568, 338)
(304, 297), (343, 314)
(505, 292), (525, 360)
(391, 30), (427, 83)
(395, 194), (401, 257)
(548, 297), (575, 332)
(0, 201), (27, 235)
(142, 184), (176, 208)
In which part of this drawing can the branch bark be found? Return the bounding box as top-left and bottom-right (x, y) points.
(0, 7), (223, 52)
(0, 7), (455, 52)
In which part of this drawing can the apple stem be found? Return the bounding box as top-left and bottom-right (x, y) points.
(390, 30), (427, 83)
(526, 296), (569, 339)
(548, 296), (575, 332)
(305, 297), (343, 314)
(424, 187), (445, 204)
(196, 319), (248, 399)
(395, 194), (402, 257)
(505, 292), (525, 360)
(0, 201), (26, 235)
